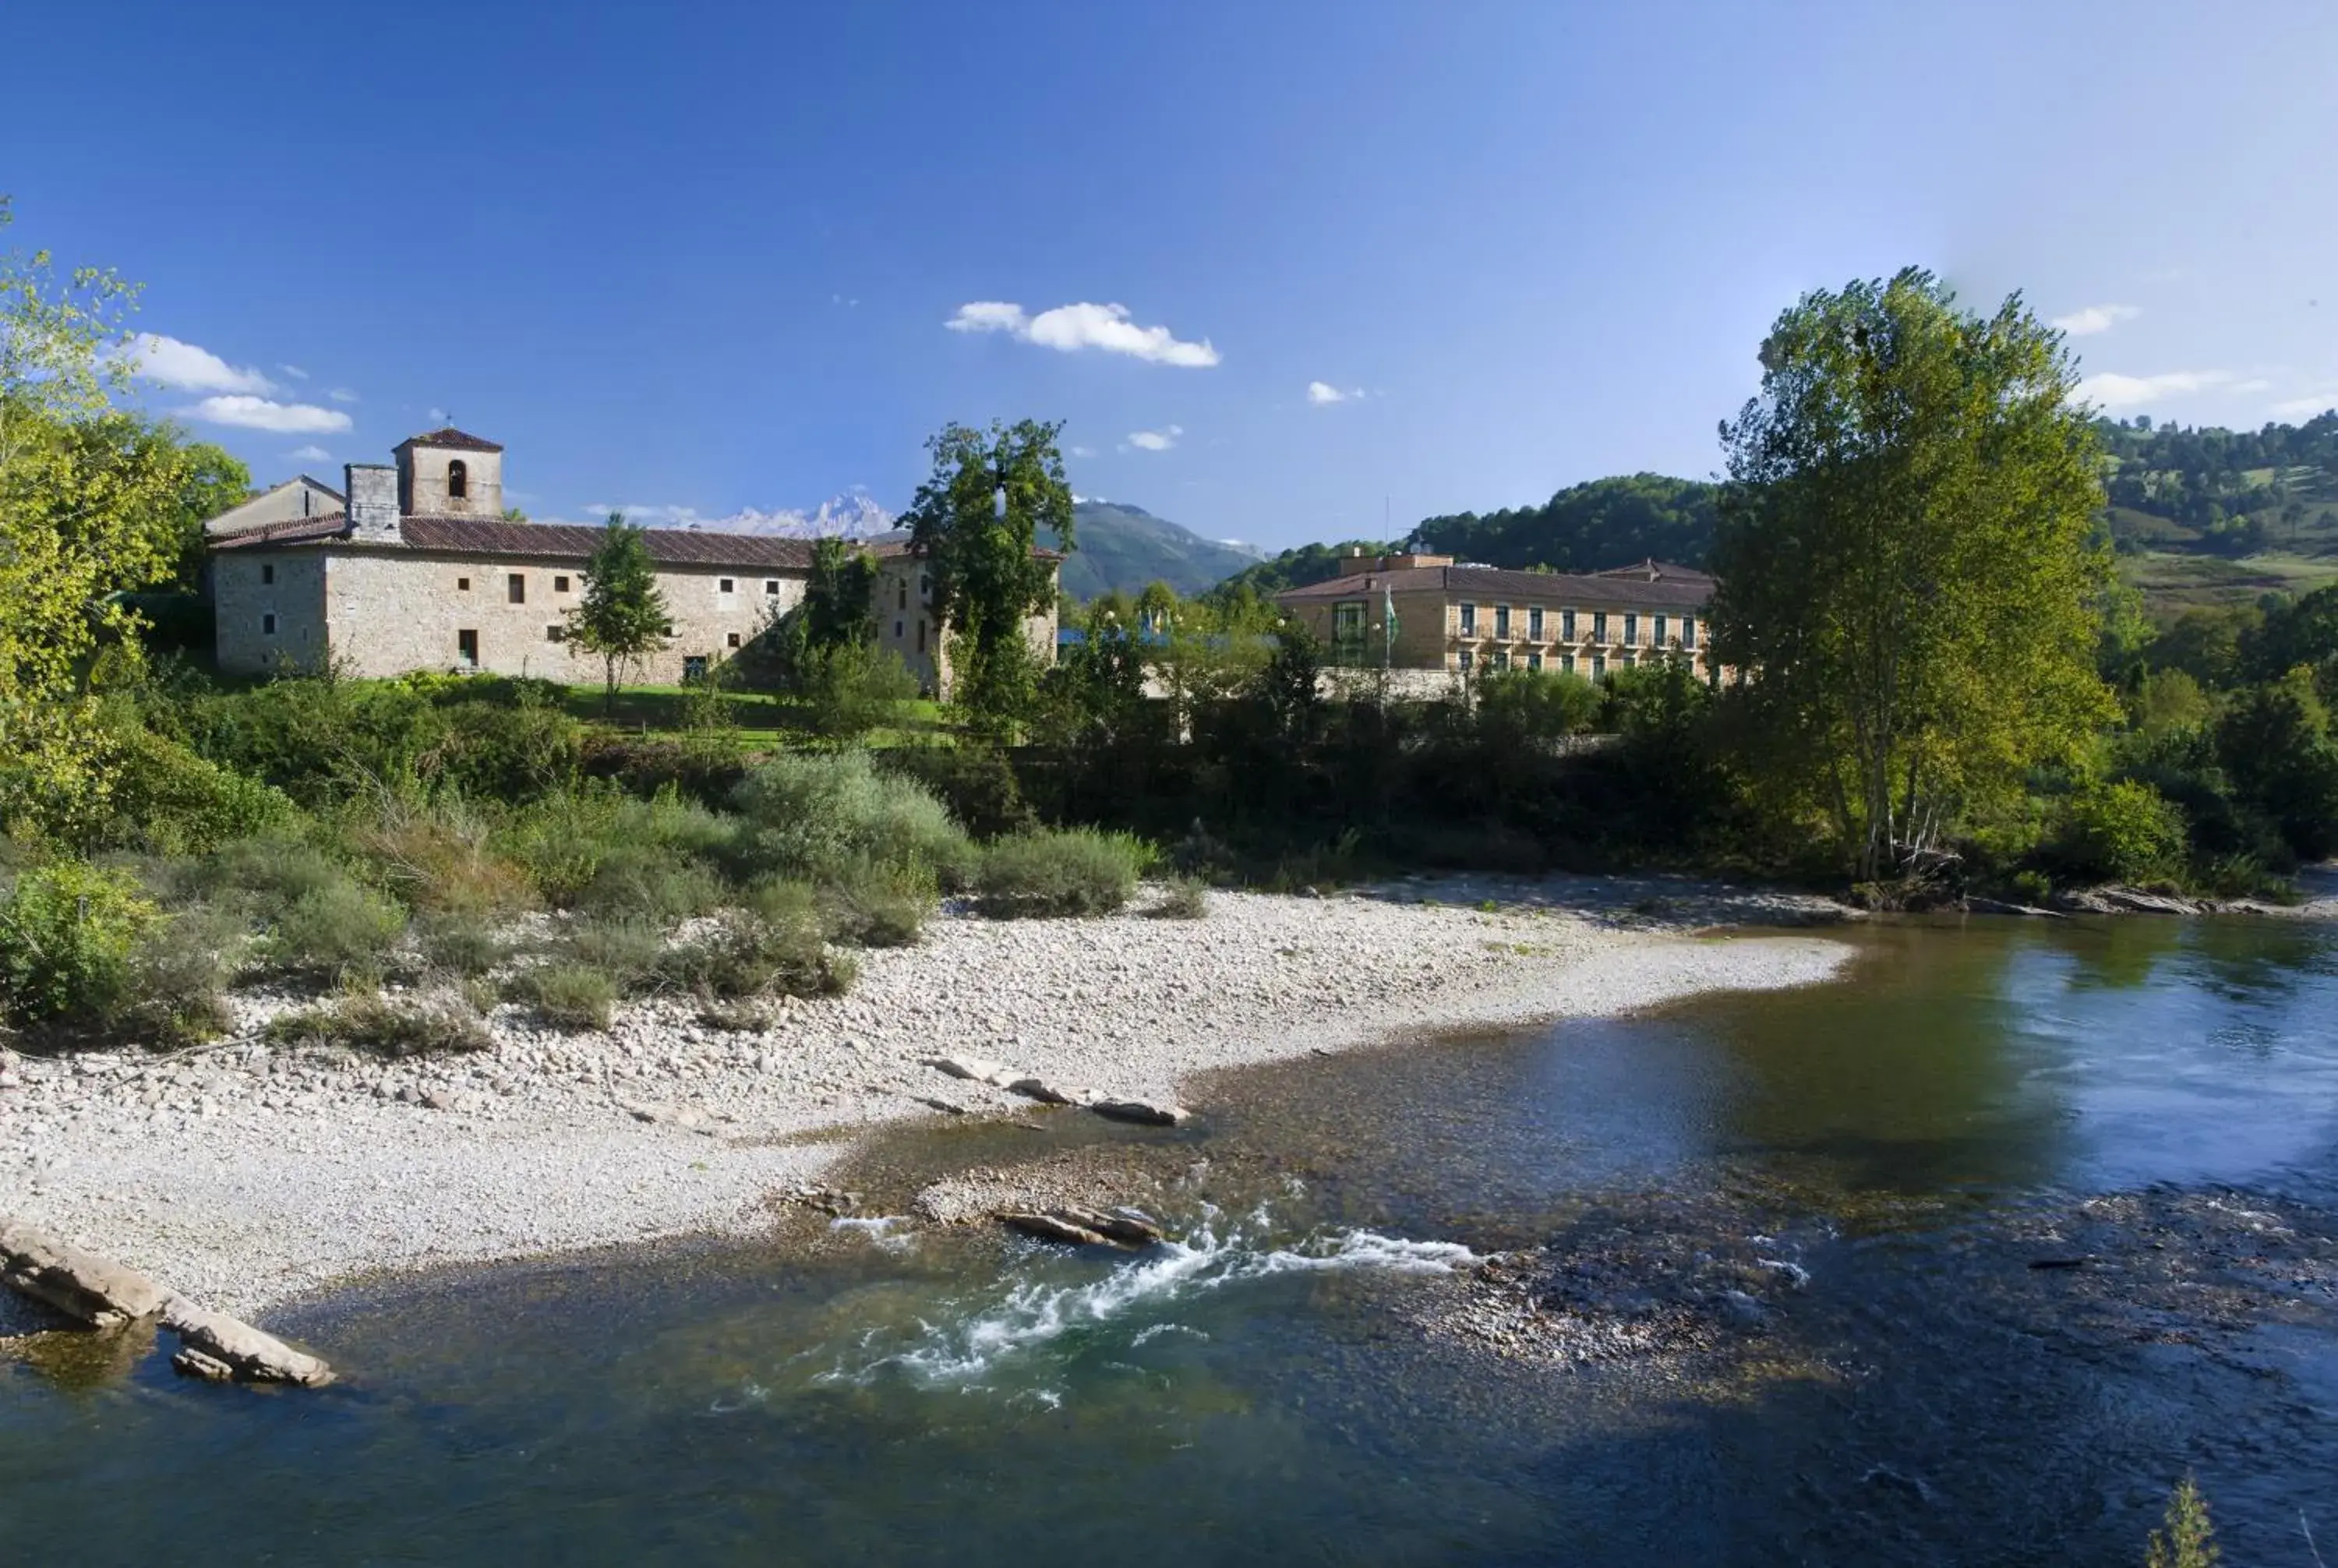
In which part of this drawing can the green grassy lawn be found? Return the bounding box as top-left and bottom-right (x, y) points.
(2122, 548), (2338, 616)
(556, 683), (952, 748)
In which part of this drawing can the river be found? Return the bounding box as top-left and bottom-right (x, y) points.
(5, 917), (2335, 1564)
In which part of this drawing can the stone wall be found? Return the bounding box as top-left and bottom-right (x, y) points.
(214, 550), (329, 675)
(320, 549), (807, 681)
(397, 445), (504, 518)
(872, 553), (1058, 699)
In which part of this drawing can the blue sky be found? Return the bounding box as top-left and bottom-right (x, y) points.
(12, 0), (2337, 548)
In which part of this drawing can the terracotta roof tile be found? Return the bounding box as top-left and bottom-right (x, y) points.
(208, 514), (352, 549)
(1277, 564), (1711, 609)
(397, 517), (821, 568)
(394, 427), (503, 453)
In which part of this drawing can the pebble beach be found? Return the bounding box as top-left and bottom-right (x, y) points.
(0, 882), (1855, 1320)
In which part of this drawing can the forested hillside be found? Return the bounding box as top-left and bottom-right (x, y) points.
(2097, 411), (2338, 554)
(1048, 501), (1262, 600)
(1210, 474), (1717, 601)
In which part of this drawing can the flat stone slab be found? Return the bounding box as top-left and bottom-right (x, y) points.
(0, 1218), (171, 1330)
(164, 1296), (334, 1387)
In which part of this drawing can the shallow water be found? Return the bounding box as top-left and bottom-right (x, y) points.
(5, 918), (2337, 1565)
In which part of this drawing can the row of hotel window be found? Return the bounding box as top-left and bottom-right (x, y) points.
(1455, 605), (1696, 648)
(1457, 649), (1665, 676)
(250, 564), (793, 602)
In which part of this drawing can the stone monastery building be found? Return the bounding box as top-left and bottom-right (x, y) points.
(208, 429), (1051, 692)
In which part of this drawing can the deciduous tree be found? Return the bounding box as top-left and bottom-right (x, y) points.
(1709, 268), (2115, 881)
(902, 418), (1073, 726)
(564, 513), (669, 710)
(0, 200), (189, 832)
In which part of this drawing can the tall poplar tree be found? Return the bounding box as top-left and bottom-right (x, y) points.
(565, 513), (669, 710)
(901, 418), (1074, 724)
(1709, 268), (2115, 882)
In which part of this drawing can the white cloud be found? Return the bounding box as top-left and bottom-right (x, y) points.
(946, 300), (1220, 367)
(1068, 444), (1096, 458)
(126, 334), (274, 394)
(278, 363), (309, 380)
(2272, 390), (2338, 419)
(2075, 370), (2231, 409)
(1124, 424), (1183, 452)
(2051, 303), (2141, 337)
(426, 407), (450, 424)
(285, 444), (332, 462)
(182, 394), (354, 434)
(1307, 380), (1368, 404)
(329, 387), (359, 404)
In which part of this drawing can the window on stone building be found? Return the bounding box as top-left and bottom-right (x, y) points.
(457, 629), (479, 666)
(1561, 607), (1577, 641)
(1527, 652), (1543, 670)
(546, 626), (565, 643)
(1457, 649), (1474, 672)
(1494, 604), (1510, 637)
(681, 655), (708, 684)
(1681, 616), (1697, 650)
(1623, 612), (1639, 646)
(916, 620), (927, 654)
(1620, 649), (1637, 669)
(1592, 611), (1609, 644)
(894, 620), (904, 639)
(899, 583), (909, 611)
(507, 574), (525, 604)
(447, 461), (468, 500)
(919, 574), (929, 600)
(1561, 652), (1577, 674)
(1458, 602), (1477, 634)
(261, 613), (277, 635)
(727, 631), (741, 648)
(1528, 606), (1543, 640)
(720, 579), (734, 594)
(458, 577), (471, 592)
(555, 575), (570, 592)
(765, 580), (779, 595)
(1591, 653), (1606, 680)
(261, 563), (275, 584)
(1653, 613), (1669, 646)
(1491, 649), (1510, 670)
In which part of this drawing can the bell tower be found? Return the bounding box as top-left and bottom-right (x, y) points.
(393, 428), (505, 518)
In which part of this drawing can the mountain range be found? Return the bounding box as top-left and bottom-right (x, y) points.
(679, 492), (1259, 600)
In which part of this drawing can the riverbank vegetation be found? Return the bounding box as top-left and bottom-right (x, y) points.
(5, 212), (2337, 1053)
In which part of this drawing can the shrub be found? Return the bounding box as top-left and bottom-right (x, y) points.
(1146, 876), (1211, 919)
(344, 803), (535, 917)
(2053, 779), (2187, 885)
(821, 860), (931, 947)
(878, 743), (1035, 840)
(797, 641), (920, 740)
(260, 879), (408, 987)
(731, 750), (973, 888)
(417, 912), (511, 977)
(1475, 668), (1603, 743)
(656, 906), (853, 998)
(975, 827), (1147, 917)
(508, 962), (620, 1030)
(0, 861), (159, 1029)
(266, 994), (493, 1057)
(574, 839), (729, 924)
(110, 904), (243, 1047)
(556, 917), (669, 993)
(98, 728), (295, 856)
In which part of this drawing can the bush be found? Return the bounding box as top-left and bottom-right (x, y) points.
(878, 743), (1035, 840)
(574, 839), (729, 924)
(731, 750), (974, 888)
(266, 994), (493, 1057)
(417, 912), (511, 977)
(657, 906), (854, 998)
(975, 828), (1147, 917)
(110, 904), (243, 1047)
(508, 962), (620, 1030)
(344, 803), (535, 917)
(2053, 779), (2188, 885)
(261, 879), (408, 987)
(98, 727), (295, 856)
(0, 861), (159, 1029)
(1475, 668), (1603, 742)
(821, 861), (931, 947)
(556, 918), (668, 993)
(1146, 876), (1211, 919)
(797, 641), (919, 739)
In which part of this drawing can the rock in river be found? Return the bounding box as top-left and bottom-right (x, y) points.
(0, 1218), (171, 1329)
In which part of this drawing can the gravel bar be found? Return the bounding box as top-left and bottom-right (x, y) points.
(0, 885), (1853, 1318)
